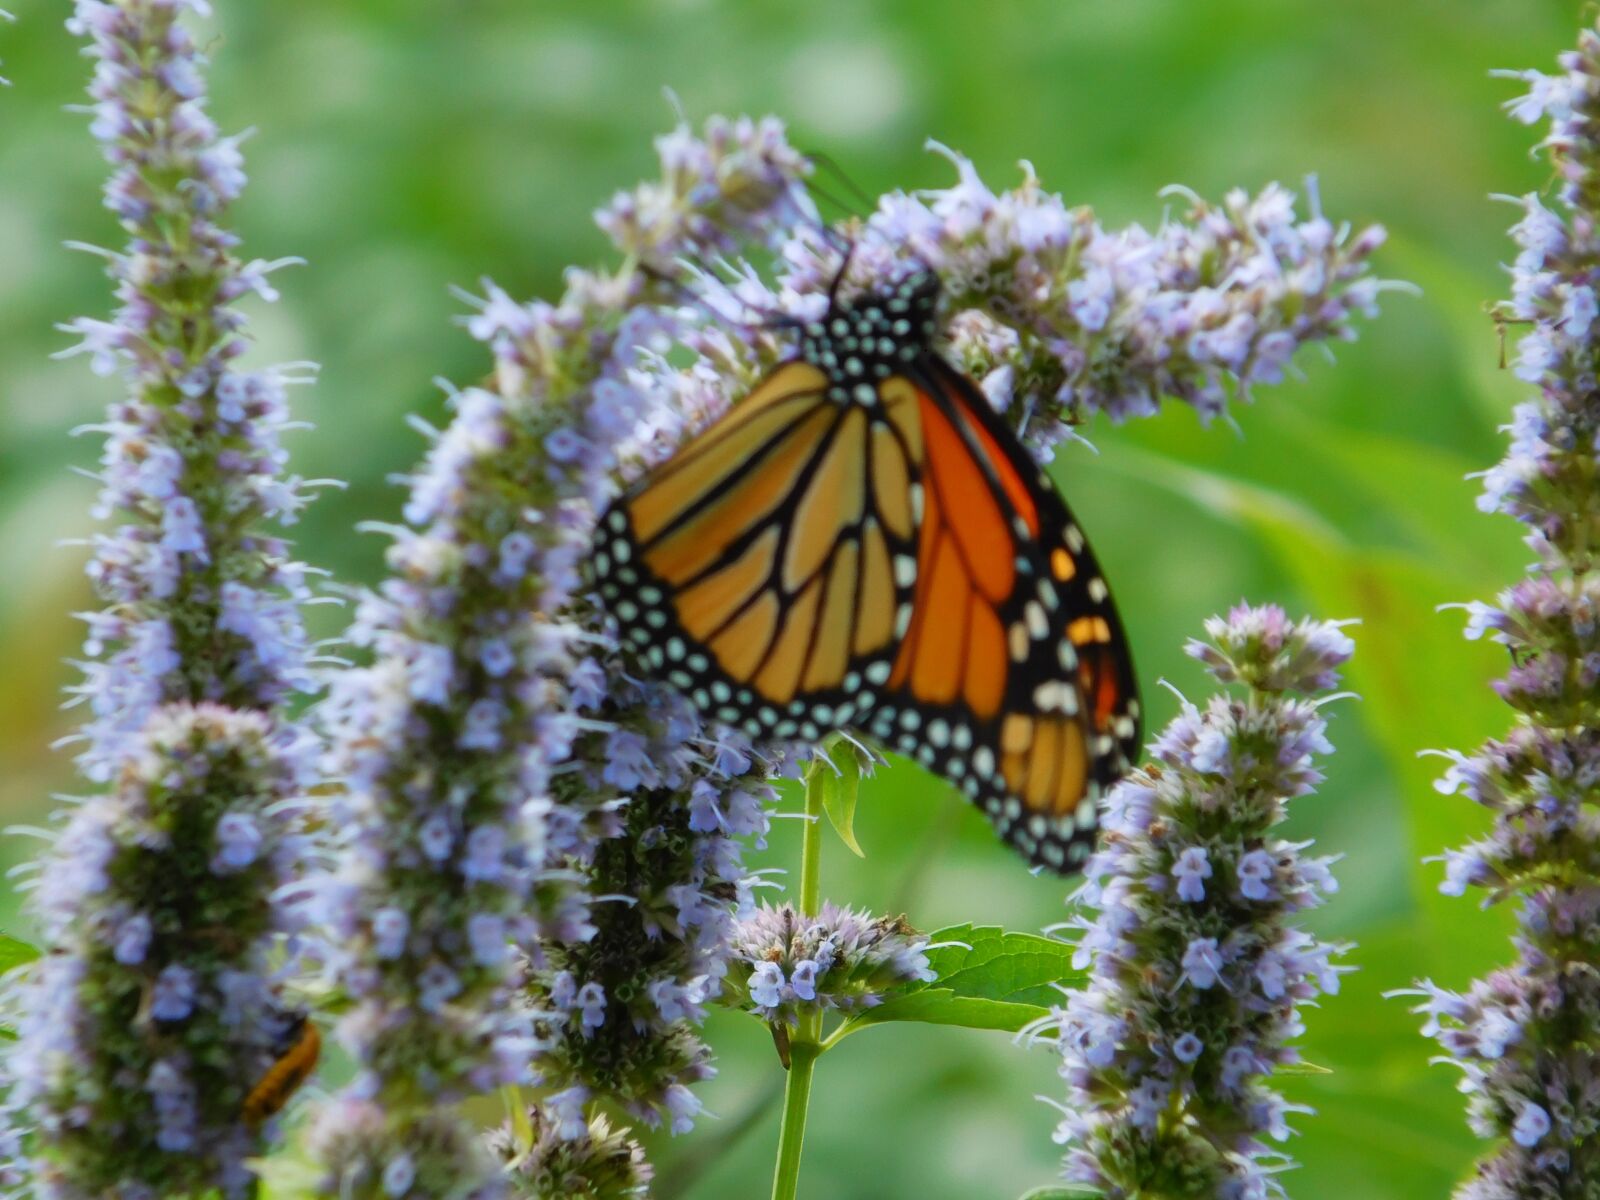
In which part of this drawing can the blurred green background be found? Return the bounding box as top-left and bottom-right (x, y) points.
(0, 0), (1582, 1196)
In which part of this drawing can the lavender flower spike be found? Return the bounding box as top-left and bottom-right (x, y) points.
(486, 1106), (652, 1200)
(57, 0), (318, 780)
(1404, 20), (1600, 1196)
(780, 151), (1388, 458)
(1037, 604), (1354, 1198)
(4, 2), (323, 1196)
(12, 707), (316, 1199)
(309, 115), (808, 1197)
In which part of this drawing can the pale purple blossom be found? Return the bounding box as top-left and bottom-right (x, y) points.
(1406, 26), (1600, 1197)
(1237, 849), (1277, 901)
(726, 903), (934, 1026)
(9, 706), (315, 1199)
(1172, 846), (1212, 902)
(310, 112), (804, 1188)
(5, 2), (322, 1195)
(1180, 938), (1224, 989)
(778, 148), (1387, 459)
(1038, 606), (1354, 1197)
(488, 1105), (653, 1199)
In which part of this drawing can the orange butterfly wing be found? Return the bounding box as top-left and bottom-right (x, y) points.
(596, 361), (921, 739)
(864, 361), (1140, 869)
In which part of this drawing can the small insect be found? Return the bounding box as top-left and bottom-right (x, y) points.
(242, 1012), (320, 1125)
(593, 268), (1140, 872)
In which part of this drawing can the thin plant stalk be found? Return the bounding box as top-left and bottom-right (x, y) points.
(769, 764), (828, 1200)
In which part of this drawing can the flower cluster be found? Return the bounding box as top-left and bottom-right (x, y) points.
(57, 0), (318, 782)
(596, 113), (813, 266)
(1039, 604), (1353, 1198)
(486, 1106), (652, 1200)
(5, 2), (321, 1196)
(723, 903), (935, 1027)
(308, 115), (810, 1196)
(774, 147), (1388, 457)
(309, 1097), (497, 1200)
(1408, 22), (1600, 1195)
(1489, 30), (1600, 565)
(12, 706), (315, 1199)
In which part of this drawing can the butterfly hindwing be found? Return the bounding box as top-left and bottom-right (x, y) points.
(860, 358), (1140, 869)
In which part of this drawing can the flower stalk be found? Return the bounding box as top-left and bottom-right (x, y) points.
(309, 115), (812, 1197)
(4, 1), (323, 1195)
(1040, 605), (1354, 1198)
(770, 764), (827, 1200)
(1405, 20), (1600, 1196)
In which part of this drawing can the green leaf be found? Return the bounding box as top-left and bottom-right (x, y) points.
(0, 933), (40, 975)
(1017, 1189), (1101, 1200)
(815, 735), (866, 858)
(826, 924), (1083, 1046)
(0, 1026), (14, 1042)
(1276, 1059), (1333, 1075)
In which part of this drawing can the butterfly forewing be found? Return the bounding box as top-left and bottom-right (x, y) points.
(596, 361), (921, 741)
(593, 273), (1140, 872)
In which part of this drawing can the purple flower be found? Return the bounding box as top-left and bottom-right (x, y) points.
(782, 150), (1386, 457)
(112, 913), (153, 965)
(212, 811), (263, 872)
(748, 961), (784, 1010)
(1040, 607), (1354, 1196)
(1512, 1102), (1551, 1148)
(727, 903), (933, 1025)
(7, 3), (323, 1193)
(1172, 1033), (1204, 1064)
(487, 1105), (653, 1198)
(1180, 938), (1224, 990)
(1237, 849), (1276, 901)
(371, 908), (409, 960)
(10, 707), (313, 1197)
(1409, 27), (1600, 1195)
(309, 110), (808, 1187)
(1171, 846), (1212, 902)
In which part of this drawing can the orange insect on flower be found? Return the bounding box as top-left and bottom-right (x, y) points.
(242, 1013), (321, 1125)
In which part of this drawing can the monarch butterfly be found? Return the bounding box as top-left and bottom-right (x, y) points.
(242, 1012), (320, 1125)
(593, 270), (1140, 872)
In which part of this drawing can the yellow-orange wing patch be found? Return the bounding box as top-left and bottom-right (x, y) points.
(595, 360), (923, 740)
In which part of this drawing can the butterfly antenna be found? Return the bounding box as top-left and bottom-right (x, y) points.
(827, 238), (858, 312)
(805, 149), (876, 214)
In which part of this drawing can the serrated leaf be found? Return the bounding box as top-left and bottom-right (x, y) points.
(0, 934), (40, 975)
(827, 924), (1084, 1044)
(815, 736), (865, 858)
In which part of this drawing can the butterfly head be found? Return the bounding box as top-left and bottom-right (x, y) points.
(800, 269), (942, 400)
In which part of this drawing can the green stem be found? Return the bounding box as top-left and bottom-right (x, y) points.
(770, 1040), (819, 1200)
(798, 757), (825, 918)
(770, 762), (829, 1200)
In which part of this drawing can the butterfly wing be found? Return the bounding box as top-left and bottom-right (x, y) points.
(596, 361), (922, 739)
(869, 356), (1141, 869)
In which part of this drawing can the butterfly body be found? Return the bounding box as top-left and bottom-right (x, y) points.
(595, 272), (1139, 872)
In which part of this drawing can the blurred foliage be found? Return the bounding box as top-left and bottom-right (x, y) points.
(0, 0), (1583, 1196)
